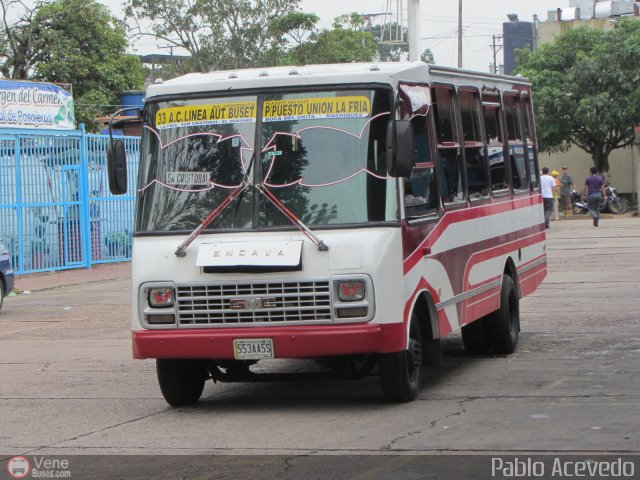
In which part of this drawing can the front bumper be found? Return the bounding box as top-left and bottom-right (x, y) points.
(133, 323), (406, 359)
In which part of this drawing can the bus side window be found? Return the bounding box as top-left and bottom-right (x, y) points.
(504, 94), (529, 193)
(405, 113), (438, 218)
(483, 104), (508, 193)
(459, 89), (489, 200)
(432, 86), (465, 205)
(522, 95), (539, 190)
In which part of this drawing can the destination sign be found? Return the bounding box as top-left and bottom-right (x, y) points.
(155, 96), (372, 129)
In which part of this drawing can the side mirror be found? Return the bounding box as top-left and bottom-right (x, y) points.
(386, 119), (414, 177)
(107, 139), (128, 194)
(105, 106), (138, 195)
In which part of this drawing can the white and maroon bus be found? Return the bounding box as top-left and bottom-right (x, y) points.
(107, 62), (546, 406)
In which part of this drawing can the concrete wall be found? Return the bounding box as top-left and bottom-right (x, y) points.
(537, 17), (612, 44)
(539, 145), (637, 195)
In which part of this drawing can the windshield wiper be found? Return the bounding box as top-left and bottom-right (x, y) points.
(232, 152), (255, 217)
(255, 184), (329, 251)
(174, 181), (250, 257)
(175, 151), (256, 257)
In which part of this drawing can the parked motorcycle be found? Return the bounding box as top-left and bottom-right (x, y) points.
(571, 182), (628, 215)
(571, 190), (589, 215)
(603, 182), (628, 214)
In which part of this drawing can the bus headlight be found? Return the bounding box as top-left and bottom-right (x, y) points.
(336, 280), (366, 302)
(148, 287), (174, 308)
(331, 275), (374, 322)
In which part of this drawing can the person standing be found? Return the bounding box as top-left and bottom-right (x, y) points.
(551, 170), (560, 220)
(540, 167), (555, 229)
(583, 166), (606, 227)
(559, 166), (574, 216)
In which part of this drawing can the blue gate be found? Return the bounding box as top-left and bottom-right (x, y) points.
(0, 126), (139, 274)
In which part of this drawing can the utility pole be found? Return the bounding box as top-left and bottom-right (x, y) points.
(408, 0), (420, 61)
(491, 35), (503, 74)
(457, 0), (463, 68)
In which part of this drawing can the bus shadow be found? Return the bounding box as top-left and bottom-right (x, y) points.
(191, 335), (499, 411)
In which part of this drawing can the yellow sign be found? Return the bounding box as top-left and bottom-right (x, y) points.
(156, 102), (257, 129)
(155, 96), (371, 128)
(263, 96), (371, 122)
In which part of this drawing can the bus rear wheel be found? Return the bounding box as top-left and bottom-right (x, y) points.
(485, 275), (520, 354)
(156, 359), (207, 406)
(379, 313), (423, 402)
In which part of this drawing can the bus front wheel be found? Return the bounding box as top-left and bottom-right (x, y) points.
(156, 359), (207, 406)
(379, 313), (423, 402)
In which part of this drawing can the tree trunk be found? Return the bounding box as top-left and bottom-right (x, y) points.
(591, 145), (609, 173)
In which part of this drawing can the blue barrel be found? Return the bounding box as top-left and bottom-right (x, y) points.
(118, 91), (144, 115)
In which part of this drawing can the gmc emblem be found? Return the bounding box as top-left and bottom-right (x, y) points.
(229, 297), (277, 310)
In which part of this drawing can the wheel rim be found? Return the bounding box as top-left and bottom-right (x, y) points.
(609, 199), (621, 214)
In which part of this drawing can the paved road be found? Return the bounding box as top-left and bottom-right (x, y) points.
(1, 218), (639, 466)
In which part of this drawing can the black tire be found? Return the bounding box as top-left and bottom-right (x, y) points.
(607, 197), (627, 215)
(572, 204), (587, 215)
(156, 359), (207, 406)
(485, 275), (520, 354)
(461, 316), (491, 354)
(379, 313), (423, 402)
(0, 282), (4, 312)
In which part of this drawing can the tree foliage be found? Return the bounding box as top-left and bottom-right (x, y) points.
(125, 2), (380, 69)
(371, 22), (407, 62)
(515, 18), (640, 172)
(287, 13), (377, 65)
(0, 0), (144, 130)
(126, 0), (303, 71)
(0, 0), (41, 79)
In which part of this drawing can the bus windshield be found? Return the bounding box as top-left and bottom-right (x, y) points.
(135, 88), (396, 233)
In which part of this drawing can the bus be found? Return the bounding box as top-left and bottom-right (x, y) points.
(107, 62), (546, 406)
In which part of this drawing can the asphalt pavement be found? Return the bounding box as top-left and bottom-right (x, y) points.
(1, 215), (639, 479)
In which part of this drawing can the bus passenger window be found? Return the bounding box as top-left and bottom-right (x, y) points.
(438, 148), (463, 204)
(459, 89), (489, 200)
(504, 94), (529, 193)
(431, 87), (455, 143)
(405, 114), (438, 218)
(522, 96), (539, 190)
(432, 86), (465, 205)
(483, 105), (508, 192)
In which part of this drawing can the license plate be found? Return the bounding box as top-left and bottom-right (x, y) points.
(233, 338), (274, 360)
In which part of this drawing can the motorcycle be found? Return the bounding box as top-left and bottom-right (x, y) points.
(603, 182), (628, 214)
(571, 182), (628, 215)
(571, 190), (589, 215)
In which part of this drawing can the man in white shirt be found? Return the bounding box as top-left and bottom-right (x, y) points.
(540, 167), (555, 229)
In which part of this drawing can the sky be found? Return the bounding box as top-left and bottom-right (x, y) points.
(101, 0), (568, 72)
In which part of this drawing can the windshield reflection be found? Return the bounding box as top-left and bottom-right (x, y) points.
(135, 89), (396, 233)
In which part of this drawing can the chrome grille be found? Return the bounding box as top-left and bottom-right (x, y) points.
(176, 280), (332, 326)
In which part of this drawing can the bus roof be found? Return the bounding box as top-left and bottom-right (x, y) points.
(145, 62), (531, 100)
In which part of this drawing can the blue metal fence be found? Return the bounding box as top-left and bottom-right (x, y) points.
(0, 126), (139, 274)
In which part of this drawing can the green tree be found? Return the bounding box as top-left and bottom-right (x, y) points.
(31, 0), (143, 129)
(515, 18), (640, 173)
(421, 48), (434, 64)
(125, 0), (302, 71)
(0, 0), (42, 79)
(371, 22), (407, 61)
(125, 0), (208, 72)
(0, 0), (143, 130)
(288, 13), (377, 65)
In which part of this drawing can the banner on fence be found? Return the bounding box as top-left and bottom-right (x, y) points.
(0, 80), (75, 130)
